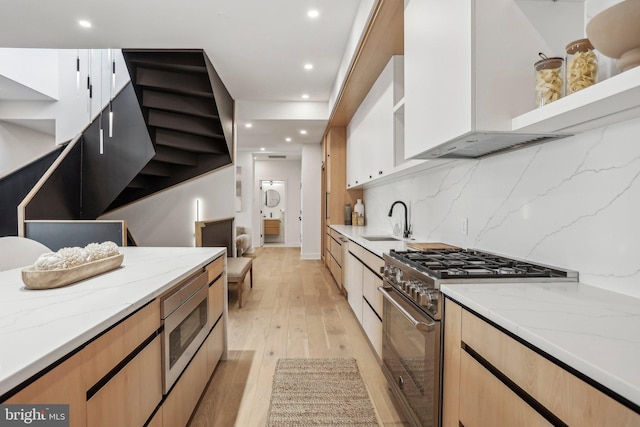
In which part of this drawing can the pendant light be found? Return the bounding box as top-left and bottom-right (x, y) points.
(109, 48), (115, 137)
(76, 49), (80, 92)
(99, 50), (104, 154)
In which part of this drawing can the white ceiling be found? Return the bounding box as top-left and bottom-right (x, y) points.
(0, 0), (366, 157)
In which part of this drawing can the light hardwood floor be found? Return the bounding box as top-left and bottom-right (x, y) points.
(189, 246), (409, 427)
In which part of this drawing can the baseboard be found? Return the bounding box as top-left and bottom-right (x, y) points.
(300, 252), (321, 260)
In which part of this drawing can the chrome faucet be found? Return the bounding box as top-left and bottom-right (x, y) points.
(388, 200), (412, 238)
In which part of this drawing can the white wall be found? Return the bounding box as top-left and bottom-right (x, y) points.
(0, 49), (129, 144)
(363, 117), (640, 298)
(0, 121), (55, 178)
(254, 159), (302, 247)
(235, 151), (254, 229)
(0, 48), (59, 100)
(301, 144), (322, 259)
(101, 166), (235, 247)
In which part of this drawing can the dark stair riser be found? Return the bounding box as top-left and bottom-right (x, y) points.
(147, 109), (224, 139)
(143, 89), (218, 119)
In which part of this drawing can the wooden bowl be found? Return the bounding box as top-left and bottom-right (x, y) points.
(586, 0), (640, 72)
(22, 253), (124, 290)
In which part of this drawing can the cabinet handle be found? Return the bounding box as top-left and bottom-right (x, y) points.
(379, 170), (383, 175)
(369, 175), (372, 179)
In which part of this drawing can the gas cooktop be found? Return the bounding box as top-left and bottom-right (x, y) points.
(388, 248), (577, 280)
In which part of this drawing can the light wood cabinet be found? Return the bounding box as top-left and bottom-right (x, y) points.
(162, 340), (208, 427)
(443, 298), (640, 427)
(4, 351), (86, 427)
(208, 275), (224, 329)
(459, 351), (551, 427)
(83, 300), (160, 388)
(4, 300), (161, 427)
(327, 229), (345, 290)
(205, 255), (224, 285)
(87, 336), (161, 427)
(263, 219), (281, 236)
(147, 408), (163, 427)
(206, 321), (225, 377)
(321, 127), (362, 264)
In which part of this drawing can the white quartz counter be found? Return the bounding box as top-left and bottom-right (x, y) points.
(441, 282), (640, 407)
(329, 224), (416, 257)
(0, 246), (225, 398)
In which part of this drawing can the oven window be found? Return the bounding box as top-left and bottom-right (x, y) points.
(383, 297), (439, 427)
(168, 299), (208, 368)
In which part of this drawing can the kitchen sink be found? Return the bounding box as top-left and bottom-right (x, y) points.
(361, 235), (401, 242)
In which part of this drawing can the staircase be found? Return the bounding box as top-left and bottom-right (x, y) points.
(2, 49), (235, 237)
(108, 49), (233, 210)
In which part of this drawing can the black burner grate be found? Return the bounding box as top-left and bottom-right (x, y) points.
(389, 249), (567, 279)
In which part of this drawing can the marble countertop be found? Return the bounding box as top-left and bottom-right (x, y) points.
(0, 246), (225, 398)
(441, 282), (640, 407)
(329, 225), (417, 257)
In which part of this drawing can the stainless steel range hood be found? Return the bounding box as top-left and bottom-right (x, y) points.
(411, 131), (572, 159)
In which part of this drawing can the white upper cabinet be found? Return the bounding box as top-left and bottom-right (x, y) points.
(347, 56), (404, 189)
(403, 0), (640, 160)
(404, 0), (553, 160)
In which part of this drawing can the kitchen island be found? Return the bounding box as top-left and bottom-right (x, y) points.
(0, 246), (227, 427)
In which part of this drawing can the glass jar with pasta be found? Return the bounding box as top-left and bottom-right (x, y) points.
(534, 53), (564, 108)
(565, 38), (598, 94)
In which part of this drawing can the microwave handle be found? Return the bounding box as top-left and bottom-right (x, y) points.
(379, 286), (435, 333)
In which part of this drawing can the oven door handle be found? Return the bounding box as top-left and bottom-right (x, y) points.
(378, 286), (435, 333)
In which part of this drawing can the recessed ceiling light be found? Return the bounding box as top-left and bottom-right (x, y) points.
(307, 9), (319, 18)
(245, 123), (253, 128)
(78, 20), (92, 28)
(301, 94), (309, 99)
(260, 147), (265, 151)
(285, 137), (292, 142)
(304, 63), (314, 70)
(300, 130), (307, 135)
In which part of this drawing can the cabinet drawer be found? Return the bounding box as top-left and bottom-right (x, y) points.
(87, 336), (162, 427)
(205, 255), (224, 284)
(350, 242), (383, 276)
(208, 275), (224, 329)
(329, 228), (343, 241)
(206, 320), (225, 377)
(362, 267), (383, 316)
(329, 236), (342, 266)
(362, 302), (382, 359)
(329, 254), (342, 288)
(4, 351), (86, 427)
(163, 340), (208, 427)
(83, 300), (160, 389)
(461, 309), (640, 426)
(459, 351), (551, 427)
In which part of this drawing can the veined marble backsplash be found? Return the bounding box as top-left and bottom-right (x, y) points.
(364, 117), (640, 298)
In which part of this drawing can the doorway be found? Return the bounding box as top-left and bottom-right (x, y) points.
(260, 180), (286, 246)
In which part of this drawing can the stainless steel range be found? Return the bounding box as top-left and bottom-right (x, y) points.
(379, 248), (578, 427)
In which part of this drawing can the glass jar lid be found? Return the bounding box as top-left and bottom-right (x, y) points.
(566, 38), (595, 54)
(534, 53), (563, 71)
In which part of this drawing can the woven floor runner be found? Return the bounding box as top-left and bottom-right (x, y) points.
(266, 358), (380, 426)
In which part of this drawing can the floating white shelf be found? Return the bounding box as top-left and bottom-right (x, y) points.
(512, 66), (640, 134)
